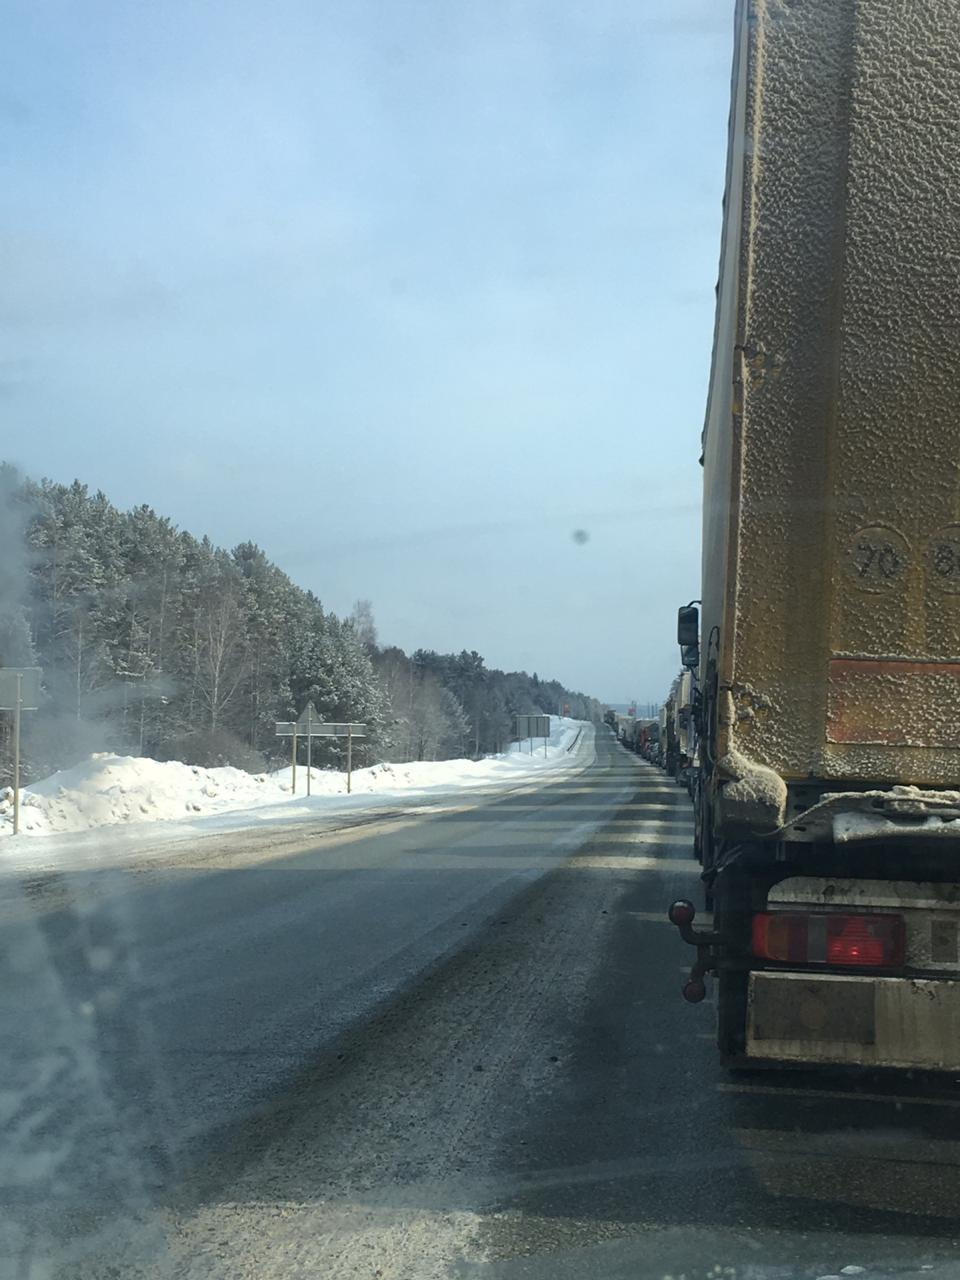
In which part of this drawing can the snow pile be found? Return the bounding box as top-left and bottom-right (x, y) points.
(0, 718), (590, 840)
(0, 756), (289, 837)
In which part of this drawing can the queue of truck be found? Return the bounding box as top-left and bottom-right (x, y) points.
(604, 709), (661, 764)
(634, 0), (960, 1077)
(605, 681), (698, 796)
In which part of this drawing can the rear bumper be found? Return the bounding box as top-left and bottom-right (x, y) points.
(746, 970), (960, 1071)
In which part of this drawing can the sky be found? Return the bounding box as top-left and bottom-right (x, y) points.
(1, 0), (733, 705)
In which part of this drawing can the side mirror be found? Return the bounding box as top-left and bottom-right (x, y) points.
(680, 643), (699, 671)
(677, 604), (699, 648)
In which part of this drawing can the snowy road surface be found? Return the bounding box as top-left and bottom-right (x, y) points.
(5, 730), (960, 1279)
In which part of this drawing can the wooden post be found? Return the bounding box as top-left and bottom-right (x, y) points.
(291, 726), (297, 795)
(346, 723), (353, 794)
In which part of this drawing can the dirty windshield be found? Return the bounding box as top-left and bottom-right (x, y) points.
(4, 2), (960, 1278)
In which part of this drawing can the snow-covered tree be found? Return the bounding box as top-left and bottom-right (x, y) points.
(0, 468), (601, 781)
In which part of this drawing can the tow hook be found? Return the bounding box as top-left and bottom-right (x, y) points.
(668, 899), (723, 1004)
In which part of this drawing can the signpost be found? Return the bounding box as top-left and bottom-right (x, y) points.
(298, 701), (318, 796)
(275, 712), (368, 795)
(0, 667), (42, 836)
(515, 713), (551, 756)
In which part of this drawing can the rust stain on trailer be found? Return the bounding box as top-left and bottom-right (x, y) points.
(827, 659), (960, 747)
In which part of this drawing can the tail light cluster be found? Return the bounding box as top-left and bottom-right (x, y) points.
(752, 911), (905, 968)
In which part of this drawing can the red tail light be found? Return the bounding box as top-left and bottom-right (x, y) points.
(752, 911), (904, 968)
(826, 915), (903, 966)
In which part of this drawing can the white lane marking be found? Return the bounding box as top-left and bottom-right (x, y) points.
(633, 825), (694, 835)
(603, 831), (696, 847)
(716, 1082), (960, 1108)
(627, 802), (694, 812)
(648, 817), (695, 824)
(567, 855), (700, 873)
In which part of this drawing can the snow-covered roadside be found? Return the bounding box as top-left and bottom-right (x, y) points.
(0, 718), (594, 860)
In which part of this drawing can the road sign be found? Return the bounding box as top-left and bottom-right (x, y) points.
(308, 722), (367, 738)
(0, 667), (41, 711)
(275, 720), (366, 738)
(298, 723), (368, 793)
(275, 716), (368, 795)
(514, 714), (551, 755)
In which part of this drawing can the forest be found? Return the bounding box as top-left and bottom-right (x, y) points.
(0, 465), (600, 784)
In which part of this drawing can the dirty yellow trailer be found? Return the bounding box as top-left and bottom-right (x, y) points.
(671, 0), (960, 1070)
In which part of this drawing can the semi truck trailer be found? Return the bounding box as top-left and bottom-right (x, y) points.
(671, 0), (960, 1072)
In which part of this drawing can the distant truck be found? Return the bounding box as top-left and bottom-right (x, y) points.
(661, 681), (680, 778)
(614, 713), (634, 747)
(674, 671), (696, 791)
(670, 0), (960, 1073)
(636, 719), (659, 761)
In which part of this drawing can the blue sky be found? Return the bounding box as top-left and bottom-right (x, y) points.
(2, 0), (732, 703)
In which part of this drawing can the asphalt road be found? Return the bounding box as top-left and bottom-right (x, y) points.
(5, 727), (960, 1279)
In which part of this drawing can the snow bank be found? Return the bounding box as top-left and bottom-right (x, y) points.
(0, 718), (591, 840)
